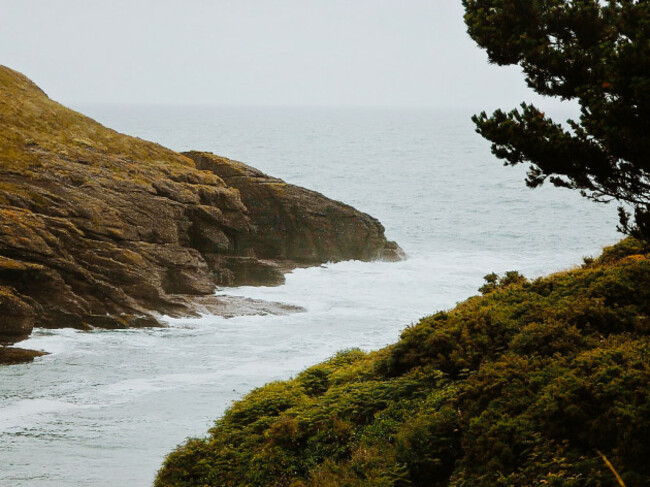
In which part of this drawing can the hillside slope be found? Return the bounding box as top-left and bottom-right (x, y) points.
(0, 66), (400, 355)
(156, 239), (650, 487)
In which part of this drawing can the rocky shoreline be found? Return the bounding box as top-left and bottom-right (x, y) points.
(0, 66), (402, 364)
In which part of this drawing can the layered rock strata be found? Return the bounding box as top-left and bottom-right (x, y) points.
(0, 66), (401, 362)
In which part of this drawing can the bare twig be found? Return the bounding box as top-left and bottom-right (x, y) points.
(597, 450), (626, 487)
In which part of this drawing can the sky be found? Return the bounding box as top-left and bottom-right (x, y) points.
(1, 0), (567, 110)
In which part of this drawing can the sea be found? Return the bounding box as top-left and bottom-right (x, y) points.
(0, 106), (620, 486)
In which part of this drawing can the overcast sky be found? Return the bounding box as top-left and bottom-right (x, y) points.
(1, 0), (564, 110)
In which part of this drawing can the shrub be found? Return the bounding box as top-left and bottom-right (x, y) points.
(155, 240), (650, 486)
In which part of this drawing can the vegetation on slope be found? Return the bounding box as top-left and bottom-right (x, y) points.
(156, 238), (650, 486)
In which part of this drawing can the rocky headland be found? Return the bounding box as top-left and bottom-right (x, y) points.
(0, 66), (402, 363)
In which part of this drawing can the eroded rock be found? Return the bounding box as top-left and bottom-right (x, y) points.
(0, 65), (402, 355)
(186, 151), (404, 263)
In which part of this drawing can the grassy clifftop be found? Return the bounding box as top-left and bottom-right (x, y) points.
(0, 65), (195, 175)
(156, 238), (650, 487)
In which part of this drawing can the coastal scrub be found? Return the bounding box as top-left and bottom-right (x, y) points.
(156, 239), (650, 486)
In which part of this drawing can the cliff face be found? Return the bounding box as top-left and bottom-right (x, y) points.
(186, 151), (403, 265)
(0, 66), (401, 354)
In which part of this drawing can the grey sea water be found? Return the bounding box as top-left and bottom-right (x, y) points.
(0, 106), (620, 486)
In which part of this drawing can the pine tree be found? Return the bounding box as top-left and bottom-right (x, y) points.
(463, 0), (650, 240)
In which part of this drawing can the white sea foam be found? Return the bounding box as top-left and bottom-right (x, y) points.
(0, 399), (83, 431)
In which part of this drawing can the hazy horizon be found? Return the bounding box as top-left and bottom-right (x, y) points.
(2, 0), (573, 112)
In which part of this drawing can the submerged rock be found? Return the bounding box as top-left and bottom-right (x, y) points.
(0, 346), (48, 365)
(0, 65), (402, 351)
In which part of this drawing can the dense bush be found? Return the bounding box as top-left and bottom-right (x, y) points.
(156, 239), (650, 486)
